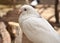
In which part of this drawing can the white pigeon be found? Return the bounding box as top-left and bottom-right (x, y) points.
(18, 5), (60, 43)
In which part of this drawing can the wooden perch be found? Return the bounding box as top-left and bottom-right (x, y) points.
(0, 22), (11, 43)
(55, 0), (59, 24)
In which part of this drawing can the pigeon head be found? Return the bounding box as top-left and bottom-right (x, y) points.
(19, 5), (39, 16)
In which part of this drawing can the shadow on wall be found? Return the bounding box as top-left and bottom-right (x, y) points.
(0, 0), (55, 5)
(0, 0), (26, 5)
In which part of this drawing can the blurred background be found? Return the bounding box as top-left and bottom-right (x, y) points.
(0, 0), (60, 43)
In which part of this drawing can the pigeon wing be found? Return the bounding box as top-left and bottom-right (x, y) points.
(21, 17), (60, 43)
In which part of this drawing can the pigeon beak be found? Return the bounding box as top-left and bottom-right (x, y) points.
(18, 10), (22, 14)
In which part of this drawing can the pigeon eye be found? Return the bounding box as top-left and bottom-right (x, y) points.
(24, 8), (27, 11)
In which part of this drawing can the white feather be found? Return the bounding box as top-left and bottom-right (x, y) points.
(19, 5), (60, 43)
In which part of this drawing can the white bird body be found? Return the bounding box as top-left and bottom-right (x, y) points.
(19, 5), (60, 43)
(31, 0), (38, 6)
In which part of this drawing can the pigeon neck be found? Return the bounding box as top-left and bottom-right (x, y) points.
(19, 12), (40, 23)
